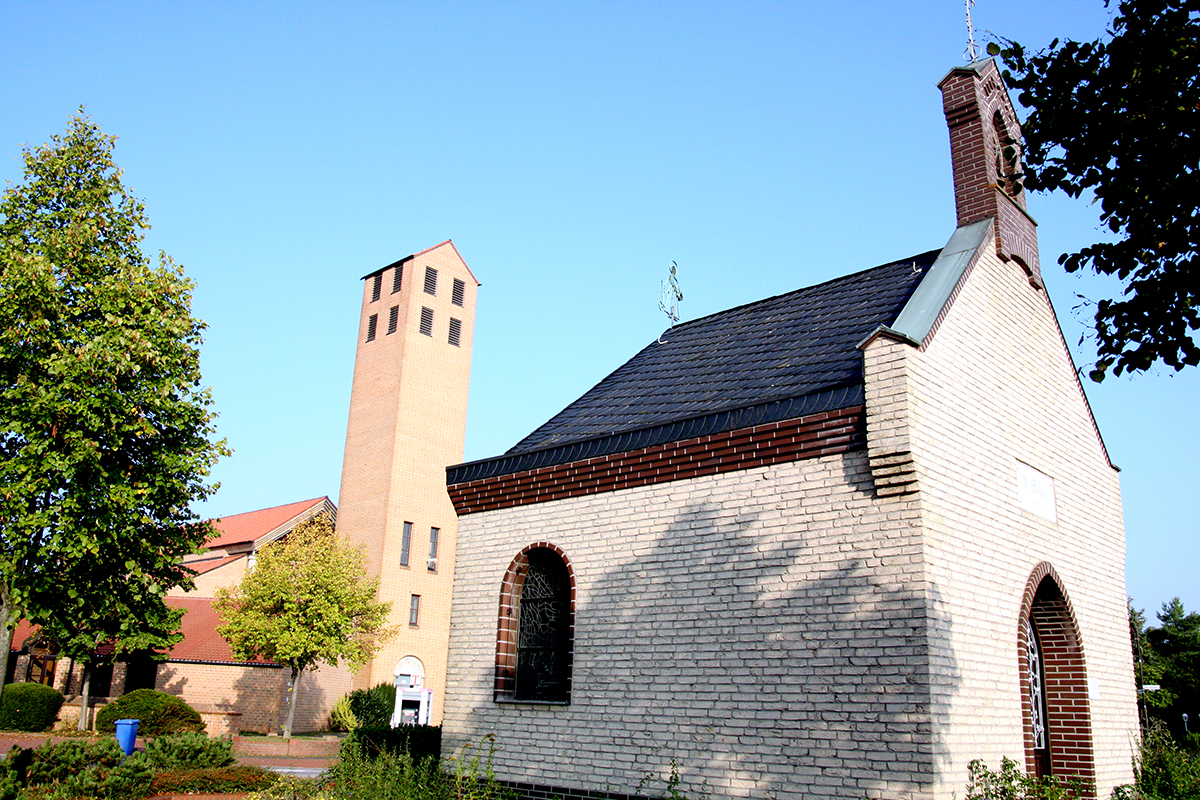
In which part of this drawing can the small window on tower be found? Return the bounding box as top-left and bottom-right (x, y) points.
(400, 521), (412, 567)
(424, 267), (438, 296)
(452, 278), (465, 307)
(419, 307), (434, 337)
(371, 274), (382, 302)
(392, 264), (403, 293)
(387, 305), (399, 335)
(448, 317), (462, 347)
(366, 314), (378, 342)
(428, 527), (439, 571)
(409, 595), (421, 627)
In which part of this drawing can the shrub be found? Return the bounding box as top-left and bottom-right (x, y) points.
(1122, 719), (1200, 800)
(343, 724), (441, 762)
(148, 764), (279, 795)
(22, 738), (153, 799)
(344, 683), (396, 729)
(142, 731), (235, 770)
(247, 773), (330, 800)
(328, 695), (357, 733)
(93, 688), (204, 736)
(965, 757), (1091, 800)
(0, 683), (64, 732)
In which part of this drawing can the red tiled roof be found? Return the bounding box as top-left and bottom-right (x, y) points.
(165, 597), (278, 665)
(187, 554), (244, 577)
(207, 497), (329, 548)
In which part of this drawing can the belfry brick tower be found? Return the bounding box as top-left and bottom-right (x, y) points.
(337, 240), (478, 722)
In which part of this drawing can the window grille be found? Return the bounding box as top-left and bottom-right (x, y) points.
(424, 267), (437, 295)
(514, 549), (572, 702)
(392, 264), (403, 293)
(366, 314), (378, 342)
(371, 273), (382, 302)
(409, 595), (420, 627)
(387, 305), (399, 335)
(452, 278), (465, 307)
(448, 317), (462, 347)
(419, 307), (433, 336)
(400, 521), (412, 566)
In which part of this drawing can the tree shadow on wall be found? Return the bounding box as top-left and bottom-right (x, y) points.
(566, 459), (961, 800)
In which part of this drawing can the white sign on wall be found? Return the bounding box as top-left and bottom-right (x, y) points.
(1016, 462), (1057, 523)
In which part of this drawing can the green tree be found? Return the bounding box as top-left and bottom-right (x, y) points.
(213, 514), (397, 737)
(1146, 598), (1200, 741)
(990, 0), (1199, 379)
(0, 112), (226, 697)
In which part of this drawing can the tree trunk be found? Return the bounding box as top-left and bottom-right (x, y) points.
(0, 587), (19, 701)
(284, 666), (299, 738)
(77, 663), (91, 731)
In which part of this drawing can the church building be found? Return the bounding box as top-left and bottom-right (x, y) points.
(437, 59), (1138, 800)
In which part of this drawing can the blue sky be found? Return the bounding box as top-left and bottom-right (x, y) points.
(4, 1), (1195, 618)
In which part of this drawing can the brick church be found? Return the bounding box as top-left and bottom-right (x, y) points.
(421, 58), (1138, 799)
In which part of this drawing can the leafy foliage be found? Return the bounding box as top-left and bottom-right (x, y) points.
(0, 683), (64, 732)
(343, 724), (442, 762)
(214, 513), (396, 737)
(328, 695), (358, 733)
(21, 737), (154, 799)
(147, 764), (279, 795)
(0, 112), (226, 687)
(93, 688), (204, 736)
(141, 731), (235, 770)
(1145, 599), (1200, 739)
(347, 683), (396, 729)
(990, 0), (1199, 379)
(965, 757), (1091, 799)
(1118, 718), (1200, 800)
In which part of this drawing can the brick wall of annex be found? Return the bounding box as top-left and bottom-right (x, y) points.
(155, 660), (352, 734)
(864, 247), (1137, 797)
(444, 451), (934, 800)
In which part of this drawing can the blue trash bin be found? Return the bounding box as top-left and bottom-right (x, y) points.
(114, 719), (139, 756)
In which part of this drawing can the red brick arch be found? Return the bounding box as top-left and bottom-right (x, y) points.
(1017, 563), (1097, 795)
(494, 542), (576, 702)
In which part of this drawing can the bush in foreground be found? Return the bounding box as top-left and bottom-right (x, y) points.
(142, 731), (235, 770)
(94, 688), (204, 736)
(0, 683), (64, 733)
(149, 764), (278, 796)
(17, 738), (154, 799)
(343, 724), (441, 761)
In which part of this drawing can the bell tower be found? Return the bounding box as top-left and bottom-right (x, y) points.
(939, 58), (1042, 287)
(337, 240), (479, 723)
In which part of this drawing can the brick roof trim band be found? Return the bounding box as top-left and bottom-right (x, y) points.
(447, 383), (864, 485)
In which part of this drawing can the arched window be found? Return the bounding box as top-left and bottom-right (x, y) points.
(1018, 564), (1096, 788)
(495, 544), (575, 703)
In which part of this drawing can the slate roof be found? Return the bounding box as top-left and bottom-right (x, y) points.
(449, 249), (938, 484)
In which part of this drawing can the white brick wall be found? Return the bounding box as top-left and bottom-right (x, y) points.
(445, 453), (933, 800)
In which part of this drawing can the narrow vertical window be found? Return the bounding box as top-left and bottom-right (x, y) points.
(366, 314), (378, 342)
(387, 305), (399, 335)
(400, 522), (412, 566)
(452, 278), (465, 307)
(392, 264), (403, 293)
(409, 595), (420, 627)
(428, 527), (439, 570)
(419, 307), (434, 336)
(424, 267), (438, 295)
(448, 317), (462, 347)
(371, 273), (382, 302)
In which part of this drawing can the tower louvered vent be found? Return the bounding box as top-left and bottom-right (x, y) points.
(366, 313), (378, 342)
(371, 274), (382, 302)
(449, 317), (462, 347)
(424, 267), (437, 296)
(387, 305), (399, 335)
(392, 264), (403, 293)
(419, 306), (434, 336)
(452, 278), (465, 307)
